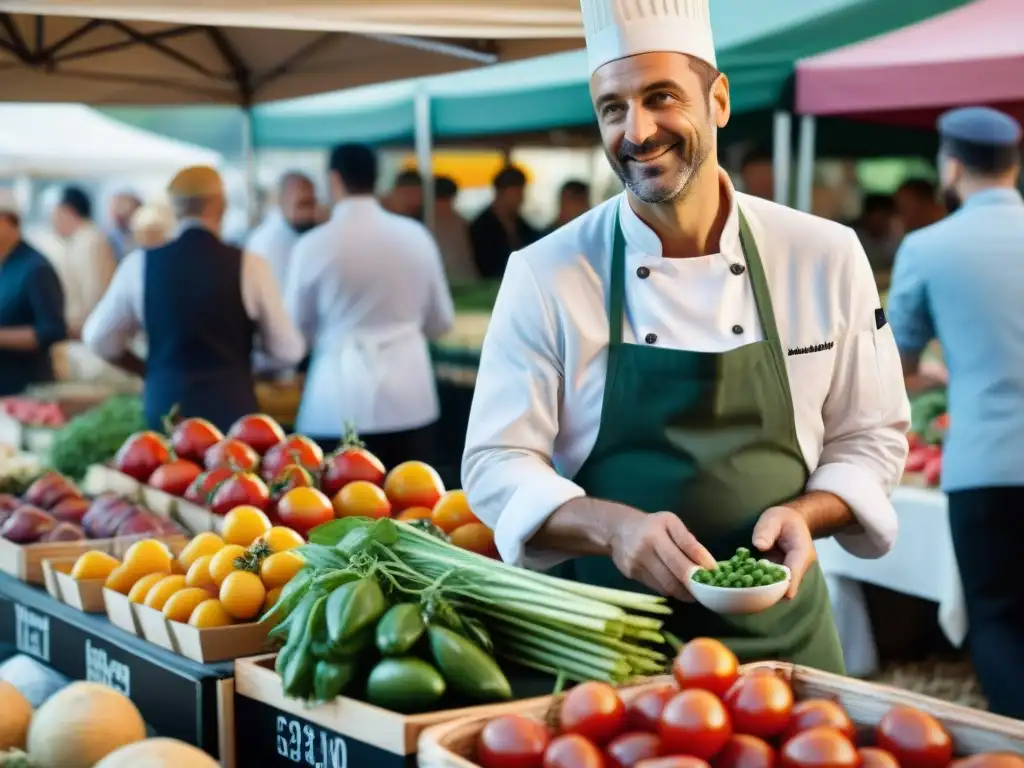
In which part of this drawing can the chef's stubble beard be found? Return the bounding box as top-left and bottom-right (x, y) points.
(610, 121), (715, 206)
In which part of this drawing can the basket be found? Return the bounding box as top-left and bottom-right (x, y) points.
(418, 663), (1024, 768)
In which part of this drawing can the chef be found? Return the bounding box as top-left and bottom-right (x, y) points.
(463, 0), (910, 671)
(247, 171), (319, 290)
(285, 143), (454, 466)
(83, 165), (305, 431)
(887, 107), (1024, 718)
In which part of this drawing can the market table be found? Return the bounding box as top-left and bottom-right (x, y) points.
(818, 485), (964, 678)
(0, 572), (235, 760)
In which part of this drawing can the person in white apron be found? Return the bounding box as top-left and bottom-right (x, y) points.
(285, 144), (454, 468)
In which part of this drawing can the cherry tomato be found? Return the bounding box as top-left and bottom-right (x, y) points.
(673, 638), (740, 697)
(723, 673), (793, 739)
(658, 689), (732, 760)
(635, 759), (711, 768)
(714, 734), (776, 768)
(477, 714), (551, 768)
(543, 734), (605, 768)
(858, 747), (901, 768)
(875, 706), (953, 768)
(560, 682), (627, 747)
(951, 754), (1024, 768)
(780, 727), (858, 768)
(606, 732), (661, 768)
(782, 700), (856, 743)
(627, 684), (678, 733)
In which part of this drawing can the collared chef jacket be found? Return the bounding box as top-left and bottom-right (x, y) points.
(463, 178), (910, 571)
(284, 197), (455, 437)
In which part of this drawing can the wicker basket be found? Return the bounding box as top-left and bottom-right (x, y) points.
(418, 663), (1024, 768)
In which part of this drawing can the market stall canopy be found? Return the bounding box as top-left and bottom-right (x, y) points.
(251, 0), (972, 147)
(796, 0), (1024, 125)
(0, 103), (221, 176)
(0, 1), (581, 104)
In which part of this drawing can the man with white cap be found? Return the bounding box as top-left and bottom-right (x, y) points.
(887, 106), (1024, 717)
(0, 192), (66, 395)
(83, 165), (305, 431)
(463, 0), (910, 670)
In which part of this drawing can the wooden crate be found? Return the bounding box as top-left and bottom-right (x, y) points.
(419, 663), (1024, 768)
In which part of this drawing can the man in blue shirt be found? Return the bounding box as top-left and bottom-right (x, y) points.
(887, 106), (1024, 718)
(0, 203), (67, 396)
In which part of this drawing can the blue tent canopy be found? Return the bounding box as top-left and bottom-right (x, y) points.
(252, 0), (970, 148)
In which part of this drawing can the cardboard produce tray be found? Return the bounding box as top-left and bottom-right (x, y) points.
(419, 663), (1024, 768)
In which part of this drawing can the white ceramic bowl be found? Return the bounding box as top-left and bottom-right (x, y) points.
(686, 565), (791, 615)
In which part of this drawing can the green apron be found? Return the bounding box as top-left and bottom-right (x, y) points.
(561, 206), (845, 672)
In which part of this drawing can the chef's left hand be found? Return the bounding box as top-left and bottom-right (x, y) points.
(752, 506), (815, 600)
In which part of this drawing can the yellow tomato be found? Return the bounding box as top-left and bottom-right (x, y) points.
(163, 587), (215, 623)
(263, 587), (283, 614)
(71, 550), (120, 581)
(219, 571), (266, 621)
(122, 539), (173, 577)
(258, 525), (305, 553)
(188, 599), (234, 628)
(208, 544), (247, 586)
(259, 551), (304, 590)
(104, 564), (141, 595)
(185, 554), (218, 593)
(395, 506), (433, 522)
(127, 572), (167, 604)
(449, 522), (499, 558)
(222, 505), (272, 547)
(143, 575), (187, 611)
(431, 490), (479, 533)
(177, 532), (224, 570)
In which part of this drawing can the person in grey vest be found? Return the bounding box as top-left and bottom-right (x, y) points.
(888, 106), (1024, 718)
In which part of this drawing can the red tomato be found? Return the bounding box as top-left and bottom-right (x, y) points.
(780, 727), (858, 768)
(543, 734), (605, 768)
(626, 684), (678, 733)
(114, 431), (170, 482)
(185, 466), (233, 506)
(673, 638), (740, 697)
(169, 417), (223, 464)
(227, 413), (286, 455)
(320, 443), (386, 496)
(560, 682), (627, 747)
(204, 438), (260, 472)
(658, 689), (732, 760)
(858, 748), (901, 768)
(951, 754), (1024, 768)
(477, 714), (551, 768)
(277, 487), (335, 536)
(714, 734), (776, 768)
(635, 759), (711, 768)
(723, 673), (793, 739)
(606, 732), (661, 768)
(923, 455), (942, 487)
(209, 472), (270, 516)
(782, 700), (855, 743)
(261, 435), (324, 482)
(148, 458), (203, 496)
(875, 706), (953, 768)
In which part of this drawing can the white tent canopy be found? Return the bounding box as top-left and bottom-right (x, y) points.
(0, 104), (221, 176)
(0, 1), (582, 104)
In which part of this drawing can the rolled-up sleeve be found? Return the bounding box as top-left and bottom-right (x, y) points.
(82, 250), (142, 360)
(462, 254), (585, 570)
(27, 262), (66, 349)
(806, 229), (910, 558)
(886, 235), (935, 354)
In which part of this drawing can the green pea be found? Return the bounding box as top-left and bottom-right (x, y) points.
(758, 575), (776, 586)
(740, 574), (754, 587)
(751, 569), (765, 580)
(735, 547), (751, 560)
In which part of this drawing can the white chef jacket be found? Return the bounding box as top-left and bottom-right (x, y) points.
(247, 210), (301, 290)
(81, 224), (305, 372)
(284, 197), (455, 437)
(463, 175), (910, 571)
(50, 221), (116, 331)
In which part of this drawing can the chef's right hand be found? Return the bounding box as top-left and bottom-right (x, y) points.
(609, 510), (717, 601)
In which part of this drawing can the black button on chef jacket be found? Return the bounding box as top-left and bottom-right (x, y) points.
(0, 241), (66, 396)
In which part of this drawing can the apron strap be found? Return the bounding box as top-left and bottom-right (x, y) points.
(608, 203), (783, 348)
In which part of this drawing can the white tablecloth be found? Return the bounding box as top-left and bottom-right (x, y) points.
(817, 486), (965, 676)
